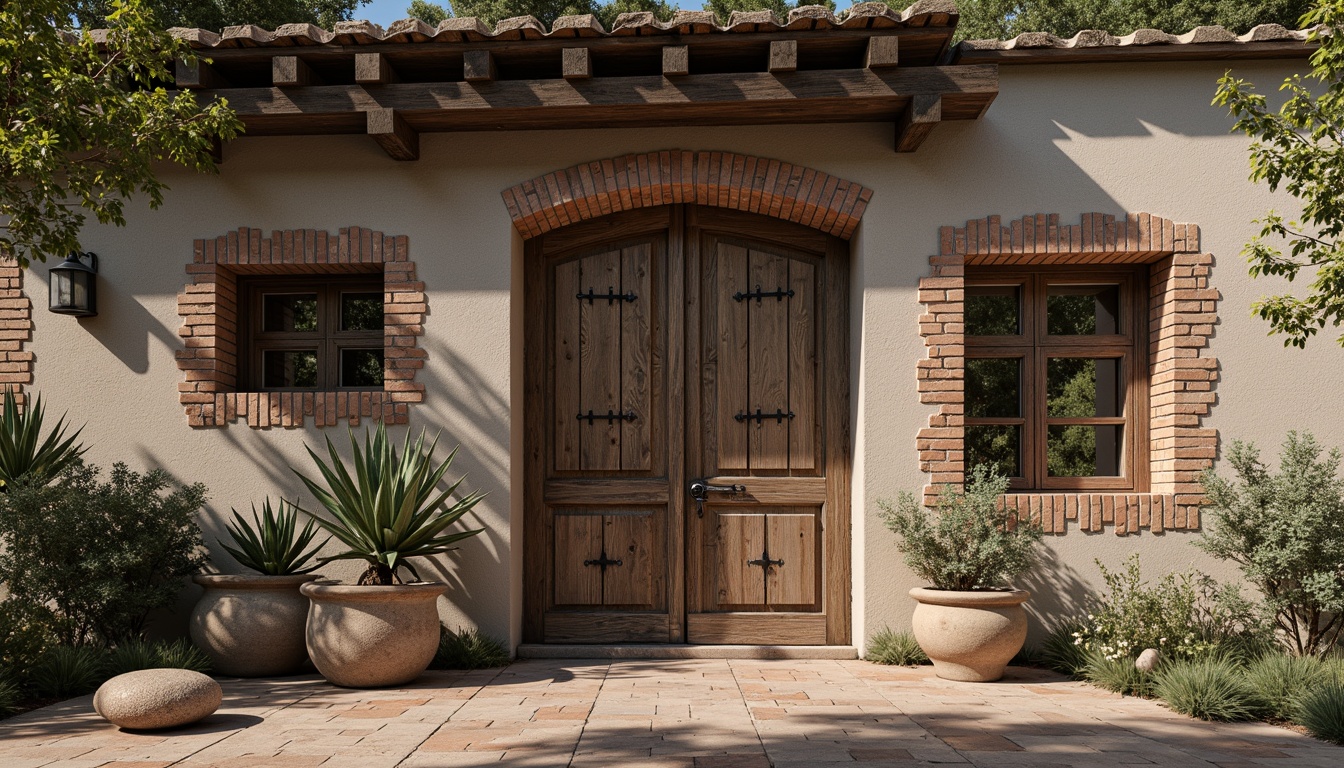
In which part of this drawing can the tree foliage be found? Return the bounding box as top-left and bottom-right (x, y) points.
(1198, 432), (1344, 657)
(69, 1), (368, 30)
(405, 0), (833, 28)
(1215, 1), (1344, 347)
(956, 0), (1315, 41)
(1, 1), (241, 266)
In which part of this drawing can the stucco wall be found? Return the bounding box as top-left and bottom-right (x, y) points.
(31, 56), (1334, 651)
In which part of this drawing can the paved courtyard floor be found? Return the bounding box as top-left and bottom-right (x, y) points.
(1, 659), (1341, 768)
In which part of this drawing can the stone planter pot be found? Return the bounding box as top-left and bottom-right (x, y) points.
(301, 581), (445, 688)
(909, 587), (1030, 682)
(189, 573), (319, 677)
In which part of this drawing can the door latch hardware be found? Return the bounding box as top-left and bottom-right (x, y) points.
(689, 480), (747, 518)
(583, 551), (623, 572)
(733, 285), (795, 303)
(747, 550), (785, 569)
(734, 408), (795, 424)
(577, 410), (637, 424)
(576, 286), (638, 304)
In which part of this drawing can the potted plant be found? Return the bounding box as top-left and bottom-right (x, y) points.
(877, 465), (1044, 682)
(190, 498), (327, 676)
(293, 422), (484, 689)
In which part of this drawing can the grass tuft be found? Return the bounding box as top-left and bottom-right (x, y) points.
(865, 627), (928, 666)
(152, 639), (212, 673)
(1041, 620), (1088, 675)
(431, 626), (510, 670)
(104, 638), (212, 677)
(29, 645), (104, 699)
(1244, 653), (1329, 720)
(1080, 648), (1153, 697)
(1297, 679), (1344, 744)
(1152, 656), (1259, 721)
(0, 674), (22, 716)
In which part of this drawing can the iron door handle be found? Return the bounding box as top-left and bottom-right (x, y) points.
(690, 480), (746, 518)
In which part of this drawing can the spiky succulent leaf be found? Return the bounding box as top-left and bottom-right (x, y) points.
(221, 498), (328, 575)
(0, 388), (88, 488)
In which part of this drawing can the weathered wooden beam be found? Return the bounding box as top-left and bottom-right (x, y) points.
(367, 108), (418, 161)
(355, 52), (399, 84)
(865, 36), (900, 68)
(663, 46), (689, 77)
(464, 50), (496, 82)
(204, 65), (997, 136)
(895, 94), (941, 153)
(769, 40), (797, 73)
(272, 55), (318, 87)
(563, 48), (591, 80)
(175, 58), (227, 89)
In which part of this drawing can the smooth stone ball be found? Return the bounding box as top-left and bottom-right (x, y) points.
(1135, 648), (1161, 672)
(93, 668), (222, 730)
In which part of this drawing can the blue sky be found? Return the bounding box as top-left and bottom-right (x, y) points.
(354, 0), (856, 26)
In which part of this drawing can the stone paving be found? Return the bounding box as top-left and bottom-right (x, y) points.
(1, 659), (1342, 767)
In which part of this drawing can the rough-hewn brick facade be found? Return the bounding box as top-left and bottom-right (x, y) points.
(918, 213), (1218, 534)
(0, 257), (33, 400)
(501, 149), (872, 240)
(177, 227), (425, 428)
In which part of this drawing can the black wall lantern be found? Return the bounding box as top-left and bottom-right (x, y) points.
(49, 252), (98, 317)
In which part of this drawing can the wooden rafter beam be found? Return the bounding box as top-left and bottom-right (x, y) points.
(367, 108), (418, 161)
(563, 48), (591, 80)
(464, 50), (496, 82)
(175, 58), (227, 89)
(273, 55), (318, 87)
(355, 52), (398, 84)
(895, 94), (941, 153)
(769, 41), (797, 73)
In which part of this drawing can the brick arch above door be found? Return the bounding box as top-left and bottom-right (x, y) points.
(501, 150), (873, 241)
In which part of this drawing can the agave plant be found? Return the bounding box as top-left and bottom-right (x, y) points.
(293, 422), (485, 585)
(221, 498), (328, 575)
(0, 388), (86, 489)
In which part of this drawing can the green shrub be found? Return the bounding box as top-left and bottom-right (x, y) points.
(1041, 620), (1089, 675)
(1074, 554), (1271, 663)
(0, 462), (207, 646)
(1297, 679), (1344, 744)
(103, 638), (212, 678)
(0, 673), (23, 716)
(29, 646), (104, 699)
(0, 598), (58, 672)
(865, 627), (928, 666)
(1152, 656), (1260, 721)
(877, 465), (1043, 590)
(1081, 648), (1153, 697)
(221, 498), (328, 575)
(1245, 653), (1330, 720)
(431, 626), (509, 670)
(1200, 432), (1344, 657)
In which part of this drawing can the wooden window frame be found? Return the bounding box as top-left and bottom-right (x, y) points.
(239, 275), (384, 392)
(965, 265), (1149, 492)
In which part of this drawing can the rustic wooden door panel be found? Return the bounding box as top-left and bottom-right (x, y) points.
(620, 245), (654, 471)
(578, 250), (623, 471)
(765, 512), (818, 606)
(714, 243), (749, 470)
(553, 259), (582, 472)
(788, 260), (817, 471)
(714, 512), (766, 606)
(747, 250), (791, 470)
(604, 513), (657, 607)
(553, 514), (602, 606)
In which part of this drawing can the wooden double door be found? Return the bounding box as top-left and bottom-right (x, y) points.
(523, 206), (850, 645)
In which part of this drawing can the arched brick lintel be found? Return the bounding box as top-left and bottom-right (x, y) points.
(501, 150), (873, 241)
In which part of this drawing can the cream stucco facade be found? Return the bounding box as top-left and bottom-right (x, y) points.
(32, 56), (1335, 652)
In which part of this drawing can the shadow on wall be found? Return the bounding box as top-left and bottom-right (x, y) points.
(1018, 545), (1095, 646)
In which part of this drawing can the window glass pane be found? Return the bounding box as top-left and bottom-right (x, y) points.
(1048, 284), (1121, 335)
(341, 292), (384, 331)
(966, 425), (1021, 478)
(966, 285), (1020, 335)
(263, 294), (319, 332)
(1048, 425), (1123, 477)
(263, 350), (318, 388)
(1047, 358), (1123, 417)
(966, 358), (1020, 418)
(340, 348), (384, 387)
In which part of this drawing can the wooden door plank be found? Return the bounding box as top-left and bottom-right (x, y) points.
(821, 237), (853, 645)
(579, 250), (623, 471)
(666, 212), (687, 642)
(553, 258), (582, 472)
(545, 478), (669, 504)
(766, 513), (818, 606)
(688, 613), (827, 645)
(523, 238), (549, 642)
(620, 243), (653, 471)
(748, 249), (790, 470)
(715, 512), (765, 606)
(715, 243), (749, 470)
(553, 514), (602, 606)
(544, 613), (671, 643)
(603, 514), (656, 607)
(788, 259), (817, 471)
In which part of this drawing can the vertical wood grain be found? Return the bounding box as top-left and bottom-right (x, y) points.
(553, 259), (581, 471)
(553, 514), (602, 606)
(716, 243), (749, 470)
(621, 244), (653, 471)
(579, 250), (622, 470)
(603, 513), (656, 607)
(716, 512), (765, 606)
(766, 512), (817, 606)
(788, 259), (817, 471)
(748, 249), (790, 470)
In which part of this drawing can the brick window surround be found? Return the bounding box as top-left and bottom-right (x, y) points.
(0, 257), (34, 399)
(501, 149), (872, 240)
(177, 227), (425, 428)
(919, 213), (1218, 535)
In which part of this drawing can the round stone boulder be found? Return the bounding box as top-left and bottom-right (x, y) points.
(93, 669), (222, 730)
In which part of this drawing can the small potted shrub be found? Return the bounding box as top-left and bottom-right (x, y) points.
(294, 422), (484, 688)
(878, 465), (1044, 682)
(190, 499), (327, 676)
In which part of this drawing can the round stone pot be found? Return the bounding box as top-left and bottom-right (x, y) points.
(189, 573), (319, 677)
(909, 587), (1030, 682)
(301, 580), (445, 688)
